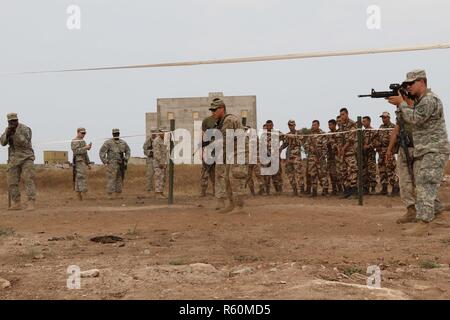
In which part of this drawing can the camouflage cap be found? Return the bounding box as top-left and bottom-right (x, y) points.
(150, 127), (158, 133)
(380, 111), (391, 118)
(7, 113), (18, 121)
(112, 128), (120, 134)
(288, 119), (296, 125)
(159, 127), (169, 132)
(209, 98), (225, 111)
(404, 69), (427, 83)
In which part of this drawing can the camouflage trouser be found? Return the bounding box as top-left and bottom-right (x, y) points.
(263, 161), (283, 190)
(153, 160), (167, 193)
(397, 148), (415, 208)
(327, 158), (337, 189)
(340, 154), (357, 188)
(201, 162), (215, 193)
(106, 162), (123, 194)
(378, 150), (399, 187)
(146, 158), (154, 191)
(215, 164), (247, 200)
(74, 161), (88, 193)
(363, 152), (378, 189)
(246, 163), (264, 191)
(285, 157), (304, 190)
(7, 158), (36, 202)
(413, 152), (448, 222)
(335, 156), (344, 189)
(307, 155), (329, 189)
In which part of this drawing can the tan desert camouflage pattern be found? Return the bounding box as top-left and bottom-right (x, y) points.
(71, 138), (90, 193)
(378, 122), (399, 187)
(99, 138), (130, 194)
(152, 135), (168, 193)
(1, 123), (36, 201)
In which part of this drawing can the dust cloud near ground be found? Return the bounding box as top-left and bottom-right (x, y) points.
(0, 164), (449, 300)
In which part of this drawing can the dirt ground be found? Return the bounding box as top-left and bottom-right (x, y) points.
(0, 164), (450, 300)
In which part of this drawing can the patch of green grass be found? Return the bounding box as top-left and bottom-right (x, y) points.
(169, 260), (187, 266)
(0, 227), (15, 237)
(234, 255), (261, 263)
(420, 260), (440, 269)
(343, 266), (363, 277)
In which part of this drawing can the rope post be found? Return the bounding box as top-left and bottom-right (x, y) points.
(357, 116), (364, 206)
(168, 119), (175, 205)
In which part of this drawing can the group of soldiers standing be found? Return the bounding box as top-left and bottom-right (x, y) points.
(201, 106), (402, 201)
(1, 116), (171, 210)
(72, 127), (170, 201)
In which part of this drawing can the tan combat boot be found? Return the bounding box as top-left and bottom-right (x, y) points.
(219, 199), (235, 214)
(234, 196), (244, 208)
(8, 200), (22, 211)
(215, 199), (225, 210)
(26, 200), (35, 211)
(403, 220), (431, 237)
(397, 205), (417, 224)
(155, 192), (168, 199)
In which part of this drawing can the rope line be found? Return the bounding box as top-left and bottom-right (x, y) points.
(8, 42), (450, 75)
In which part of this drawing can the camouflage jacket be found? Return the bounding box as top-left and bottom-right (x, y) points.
(99, 138), (130, 164)
(0, 123), (35, 165)
(305, 129), (327, 160)
(398, 89), (450, 157)
(378, 122), (395, 150)
(327, 130), (339, 161)
(143, 136), (154, 158)
(363, 127), (378, 157)
(281, 130), (303, 161)
(152, 136), (168, 165)
(71, 139), (90, 164)
(338, 119), (357, 155)
(215, 113), (247, 164)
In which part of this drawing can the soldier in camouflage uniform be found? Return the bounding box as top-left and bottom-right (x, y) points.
(200, 115), (217, 196)
(327, 119), (340, 195)
(337, 108), (358, 198)
(143, 128), (157, 192)
(377, 112), (400, 196)
(71, 127), (92, 200)
(362, 116), (378, 194)
(334, 115), (344, 193)
(99, 129), (131, 199)
(244, 126), (264, 196)
(261, 120), (283, 195)
(386, 93), (417, 224)
(305, 120), (329, 197)
(152, 128), (169, 199)
(1, 113), (36, 210)
(280, 120), (304, 196)
(210, 98), (248, 213)
(389, 69), (450, 234)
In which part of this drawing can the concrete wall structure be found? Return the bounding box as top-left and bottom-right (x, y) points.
(146, 92), (257, 139)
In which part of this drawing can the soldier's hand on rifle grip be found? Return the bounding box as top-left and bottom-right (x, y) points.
(388, 94), (404, 106)
(85, 142), (92, 151)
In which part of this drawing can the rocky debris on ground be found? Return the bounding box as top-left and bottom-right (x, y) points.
(80, 269), (100, 278)
(189, 263), (218, 274)
(0, 278), (11, 289)
(230, 267), (254, 276)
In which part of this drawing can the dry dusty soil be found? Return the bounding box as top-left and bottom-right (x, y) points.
(0, 165), (450, 300)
